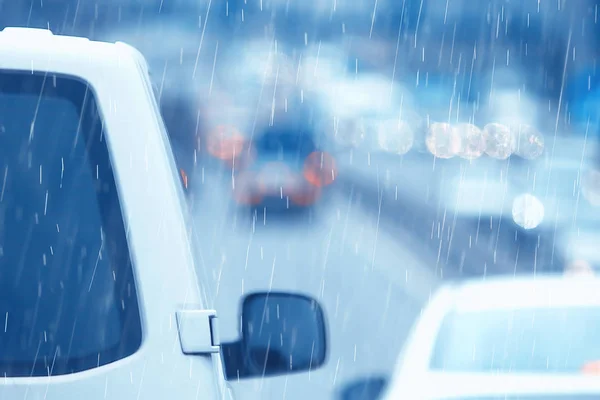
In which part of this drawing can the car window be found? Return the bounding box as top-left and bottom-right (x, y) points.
(0, 71), (142, 377)
(430, 307), (600, 373)
(254, 128), (316, 157)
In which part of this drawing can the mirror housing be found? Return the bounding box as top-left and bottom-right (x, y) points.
(221, 291), (328, 380)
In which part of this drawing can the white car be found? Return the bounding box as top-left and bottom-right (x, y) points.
(0, 27), (328, 399)
(381, 275), (600, 399)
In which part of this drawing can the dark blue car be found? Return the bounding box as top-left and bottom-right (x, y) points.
(231, 126), (337, 210)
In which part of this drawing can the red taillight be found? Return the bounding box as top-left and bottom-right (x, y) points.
(303, 151), (337, 187)
(206, 125), (249, 165)
(179, 169), (189, 189)
(581, 361), (600, 375)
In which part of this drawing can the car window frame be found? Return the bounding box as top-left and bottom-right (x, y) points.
(0, 69), (143, 377)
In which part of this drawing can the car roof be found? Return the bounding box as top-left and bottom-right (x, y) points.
(446, 274), (600, 311)
(0, 27), (145, 74)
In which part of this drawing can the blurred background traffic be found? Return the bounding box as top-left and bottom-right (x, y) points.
(4, 0), (600, 398)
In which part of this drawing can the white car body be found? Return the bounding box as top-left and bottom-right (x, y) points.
(0, 27), (232, 400)
(382, 275), (600, 399)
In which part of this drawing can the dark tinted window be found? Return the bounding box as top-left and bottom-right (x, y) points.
(254, 128), (316, 157)
(431, 308), (600, 373)
(0, 71), (142, 377)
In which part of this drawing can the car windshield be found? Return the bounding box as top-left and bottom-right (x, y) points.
(431, 307), (600, 373)
(0, 71), (142, 377)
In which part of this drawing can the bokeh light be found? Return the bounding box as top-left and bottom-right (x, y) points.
(512, 193), (544, 230)
(426, 122), (459, 159)
(377, 119), (414, 155)
(513, 123), (545, 160)
(303, 151), (337, 187)
(454, 123), (485, 160)
(483, 123), (515, 160)
(206, 125), (246, 159)
(330, 117), (367, 148)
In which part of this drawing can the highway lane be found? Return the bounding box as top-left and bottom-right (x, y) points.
(187, 161), (440, 399)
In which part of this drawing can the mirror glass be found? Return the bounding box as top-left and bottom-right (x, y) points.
(241, 292), (327, 376)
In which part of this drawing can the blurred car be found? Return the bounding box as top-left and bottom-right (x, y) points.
(381, 274), (600, 399)
(336, 376), (388, 400)
(213, 125), (338, 209)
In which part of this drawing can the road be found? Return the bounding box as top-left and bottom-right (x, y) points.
(187, 159), (440, 399)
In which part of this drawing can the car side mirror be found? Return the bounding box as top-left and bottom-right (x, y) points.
(221, 291), (328, 380)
